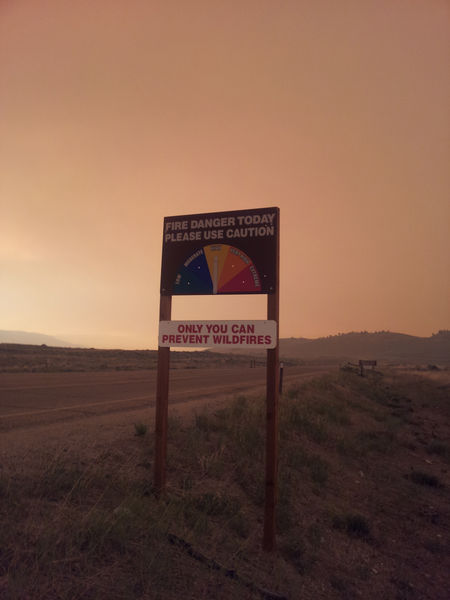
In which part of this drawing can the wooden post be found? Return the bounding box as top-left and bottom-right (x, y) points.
(154, 294), (172, 496)
(263, 218), (280, 551)
(279, 362), (284, 394)
(263, 291), (280, 551)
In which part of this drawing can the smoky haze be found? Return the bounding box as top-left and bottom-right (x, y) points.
(1, 1), (449, 349)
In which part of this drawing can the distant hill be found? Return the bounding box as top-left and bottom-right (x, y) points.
(217, 330), (450, 365)
(279, 331), (450, 364)
(0, 330), (74, 347)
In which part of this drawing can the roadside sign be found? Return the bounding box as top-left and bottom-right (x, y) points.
(158, 320), (277, 349)
(155, 206), (280, 553)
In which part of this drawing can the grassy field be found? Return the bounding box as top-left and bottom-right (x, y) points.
(0, 344), (273, 373)
(1, 368), (449, 599)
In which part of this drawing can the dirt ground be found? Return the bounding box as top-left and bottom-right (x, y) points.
(0, 365), (329, 462)
(1, 365), (449, 599)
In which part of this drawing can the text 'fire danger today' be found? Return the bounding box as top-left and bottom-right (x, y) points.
(164, 212), (276, 243)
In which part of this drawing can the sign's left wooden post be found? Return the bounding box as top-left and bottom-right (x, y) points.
(154, 294), (172, 496)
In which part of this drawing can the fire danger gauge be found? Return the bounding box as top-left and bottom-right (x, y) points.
(174, 244), (261, 295)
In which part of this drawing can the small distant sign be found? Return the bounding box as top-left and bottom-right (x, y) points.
(159, 320), (277, 349)
(358, 359), (377, 376)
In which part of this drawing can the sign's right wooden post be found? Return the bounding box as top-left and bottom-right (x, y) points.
(263, 221), (280, 552)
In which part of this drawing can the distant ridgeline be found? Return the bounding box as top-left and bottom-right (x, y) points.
(0, 331), (449, 372)
(279, 330), (450, 364)
(216, 330), (450, 364)
(0, 330), (73, 347)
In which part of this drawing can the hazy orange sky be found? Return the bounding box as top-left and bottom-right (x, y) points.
(1, 1), (449, 349)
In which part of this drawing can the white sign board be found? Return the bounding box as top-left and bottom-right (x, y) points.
(159, 320), (277, 349)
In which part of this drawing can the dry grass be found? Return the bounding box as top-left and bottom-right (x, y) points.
(0, 344), (273, 373)
(1, 369), (449, 599)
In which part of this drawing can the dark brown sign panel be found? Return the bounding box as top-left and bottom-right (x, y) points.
(160, 207), (279, 295)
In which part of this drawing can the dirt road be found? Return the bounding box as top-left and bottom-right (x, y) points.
(0, 365), (332, 458)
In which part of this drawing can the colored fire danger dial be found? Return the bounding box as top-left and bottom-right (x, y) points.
(174, 244), (262, 295)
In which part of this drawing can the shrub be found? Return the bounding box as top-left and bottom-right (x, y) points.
(345, 514), (371, 538)
(134, 422), (148, 436)
(409, 471), (442, 488)
(312, 401), (351, 426)
(308, 455), (329, 485)
(332, 513), (371, 539)
(191, 492), (240, 517)
(283, 404), (328, 444)
(195, 412), (211, 433)
(281, 529), (316, 574)
(427, 441), (450, 460)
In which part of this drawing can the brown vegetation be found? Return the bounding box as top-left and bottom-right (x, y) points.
(1, 368), (449, 599)
(0, 344), (270, 373)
